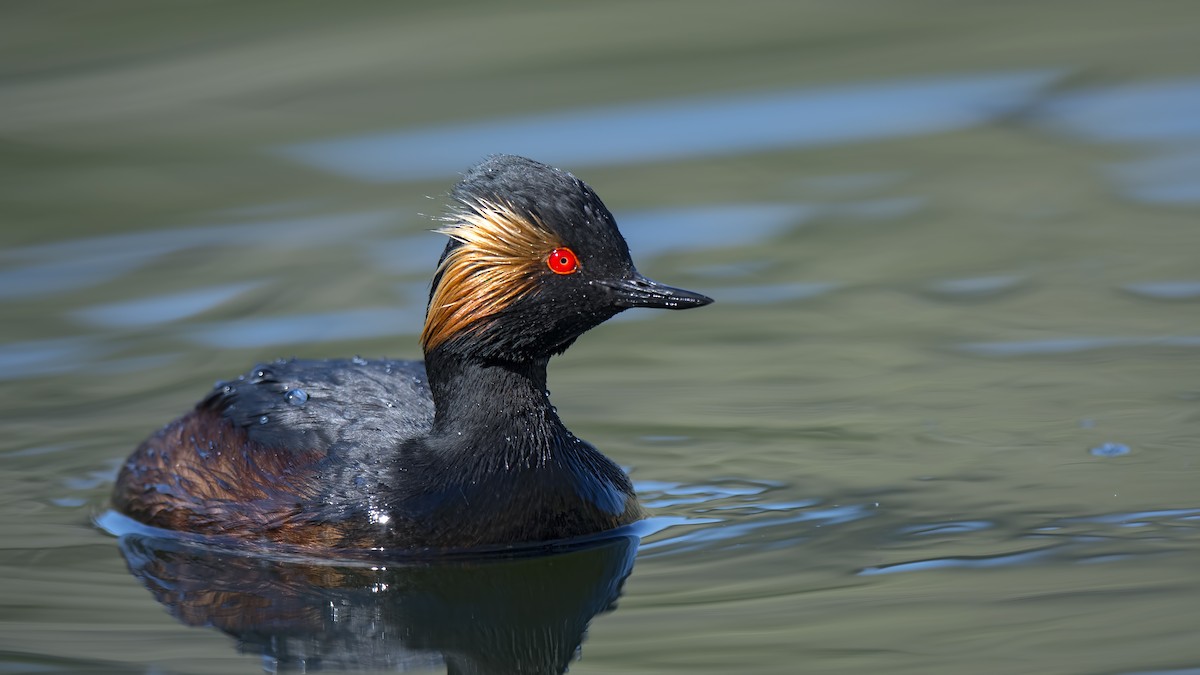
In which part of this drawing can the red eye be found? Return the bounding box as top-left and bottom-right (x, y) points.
(547, 247), (580, 275)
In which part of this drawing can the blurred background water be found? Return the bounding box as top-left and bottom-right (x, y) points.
(2, 1), (1199, 673)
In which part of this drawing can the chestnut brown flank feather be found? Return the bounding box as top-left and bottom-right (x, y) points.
(421, 199), (567, 352)
(111, 409), (357, 548)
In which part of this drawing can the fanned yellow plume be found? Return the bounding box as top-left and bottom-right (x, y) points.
(420, 199), (568, 352)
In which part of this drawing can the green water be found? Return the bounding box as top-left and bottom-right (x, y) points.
(2, 2), (1199, 673)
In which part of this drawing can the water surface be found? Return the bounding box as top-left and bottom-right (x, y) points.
(2, 2), (1199, 674)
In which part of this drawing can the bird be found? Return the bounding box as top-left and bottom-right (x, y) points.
(110, 154), (713, 552)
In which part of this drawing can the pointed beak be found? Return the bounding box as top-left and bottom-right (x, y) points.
(605, 274), (714, 310)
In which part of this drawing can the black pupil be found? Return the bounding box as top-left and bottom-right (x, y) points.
(559, 257), (569, 266)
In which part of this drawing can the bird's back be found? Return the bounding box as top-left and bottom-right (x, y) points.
(111, 358), (434, 547)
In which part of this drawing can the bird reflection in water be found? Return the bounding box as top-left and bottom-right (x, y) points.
(115, 533), (639, 674)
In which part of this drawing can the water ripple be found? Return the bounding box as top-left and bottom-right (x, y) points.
(1035, 77), (1200, 144)
(1, 212), (396, 301)
(73, 282), (263, 329)
(859, 547), (1057, 576)
(632, 478), (875, 557)
(862, 507), (1200, 576)
(279, 70), (1065, 182)
(958, 335), (1200, 356)
(635, 478), (780, 509)
(702, 282), (841, 305)
(1121, 280), (1200, 300)
(924, 274), (1029, 300)
(898, 520), (995, 536)
(1107, 147), (1200, 206)
(1055, 508), (1200, 527)
(619, 203), (813, 257)
(0, 338), (111, 381)
(184, 307), (425, 349)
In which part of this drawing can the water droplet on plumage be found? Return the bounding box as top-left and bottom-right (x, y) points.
(285, 388), (309, 406)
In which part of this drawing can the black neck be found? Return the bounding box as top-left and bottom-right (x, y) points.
(424, 348), (566, 458)
(368, 347), (640, 548)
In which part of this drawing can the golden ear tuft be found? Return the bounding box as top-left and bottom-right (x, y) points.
(420, 199), (564, 352)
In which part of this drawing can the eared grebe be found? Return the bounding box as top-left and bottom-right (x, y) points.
(111, 155), (712, 551)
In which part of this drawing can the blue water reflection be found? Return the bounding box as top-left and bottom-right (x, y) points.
(1, 212), (397, 300)
(1121, 281), (1200, 300)
(0, 338), (108, 381)
(859, 546), (1057, 575)
(619, 204), (812, 257)
(861, 506), (1200, 576)
(924, 274), (1029, 300)
(1034, 78), (1200, 208)
(185, 307), (425, 349)
(279, 70), (1065, 182)
(73, 282), (262, 328)
(1036, 77), (1200, 144)
(959, 335), (1200, 356)
(1107, 149), (1200, 206)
